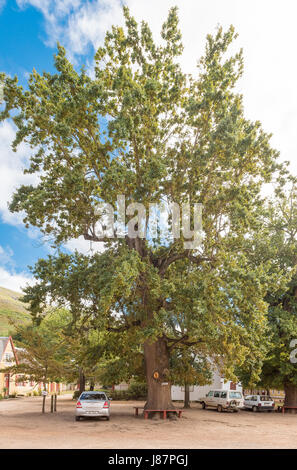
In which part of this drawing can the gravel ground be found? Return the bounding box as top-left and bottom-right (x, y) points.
(0, 394), (296, 449)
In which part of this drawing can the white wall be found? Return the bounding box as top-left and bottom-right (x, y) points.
(171, 368), (242, 401)
(114, 383), (129, 391)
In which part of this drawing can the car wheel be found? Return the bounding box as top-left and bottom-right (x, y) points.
(252, 406), (258, 412)
(106, 416), (110, 421)
(201, 402), (206, 409)
(217, 405), (223, 412)
(75, 416), (80, 421)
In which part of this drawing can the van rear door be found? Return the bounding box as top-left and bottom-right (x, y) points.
(206, 391), (214, 406)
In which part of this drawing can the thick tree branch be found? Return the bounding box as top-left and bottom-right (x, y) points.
(166, 334), (203, 350)
(158, 250), (213, 276)
(106, 320), (141, 332)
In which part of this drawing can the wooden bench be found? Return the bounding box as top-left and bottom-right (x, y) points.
(133, 407), (183, 419)
(282, 405), (297, 414)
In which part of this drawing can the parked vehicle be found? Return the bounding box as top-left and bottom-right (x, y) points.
(200, 389), (243, 412)
(75, 391), (111, 421)
(244, 395), (275, 412)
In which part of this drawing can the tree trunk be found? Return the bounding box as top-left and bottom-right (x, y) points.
(143, 336), (174, 418)
(90, 380), (94, 391)
(184, 384), (190, 408)
(79, 368), (85, 393)
(284, 383), (297, 414)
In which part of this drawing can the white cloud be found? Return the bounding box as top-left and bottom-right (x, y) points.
(17, 0), (124, 63)
(0, 266), (35, 293)
(65, 235), (105, 255)
(0, 121), (39, 226)
(0, 244), (34, 293)
(0, 244), (14, 267)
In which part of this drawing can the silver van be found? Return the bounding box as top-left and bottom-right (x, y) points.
(200, 389), (243, 412)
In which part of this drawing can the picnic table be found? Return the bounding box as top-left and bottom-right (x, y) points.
(133, 406), (183, 419)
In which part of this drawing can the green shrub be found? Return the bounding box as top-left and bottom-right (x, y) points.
(72, 386), (147, 401)
(127, 382), (147, 400)
(72, 390), (80, 400)
(0, 394), (3, 400)
(109, 390), (130, 400)
(108, 383), (147, 401)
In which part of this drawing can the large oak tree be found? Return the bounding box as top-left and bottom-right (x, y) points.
(0, 8), (283, 414)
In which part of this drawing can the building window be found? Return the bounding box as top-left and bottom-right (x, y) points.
(5, 353), (13, 362)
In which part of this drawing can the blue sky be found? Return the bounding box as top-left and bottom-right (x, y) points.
(0, 0), (297, 292)
(0, 3), (53, 81)
(0, 1), (57, 291)
(0, 1), (99, 291)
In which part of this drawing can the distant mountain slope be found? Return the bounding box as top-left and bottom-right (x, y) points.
(0, 287), (31, 336)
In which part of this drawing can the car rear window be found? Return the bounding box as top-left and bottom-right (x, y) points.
(260, 396), (272, 401)
(229, 392), (242, 399)
(80, 393), (106, 400)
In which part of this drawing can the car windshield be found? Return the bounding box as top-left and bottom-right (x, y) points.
(229, 392), (242, 399)
(260, 396), (272, 401)
(80, 393), (106, 400)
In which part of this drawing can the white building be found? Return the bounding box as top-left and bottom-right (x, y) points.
(171, 369), (242, 401)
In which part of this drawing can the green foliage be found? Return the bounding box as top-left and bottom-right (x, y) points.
(73, 384), (146, 401)
(0, 7), (286, 388)
(108, 383), (147, 401)
(1, 308), (75, 386)
(108, 390), (130, 401)
(170, 347), (212, 387)
(126, 381), (147, 399)
(255, 178), (297, 389)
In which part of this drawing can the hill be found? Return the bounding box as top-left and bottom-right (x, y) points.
(0, 287), (31, 336)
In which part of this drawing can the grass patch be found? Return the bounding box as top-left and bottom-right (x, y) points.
(0, 287), (31, 336)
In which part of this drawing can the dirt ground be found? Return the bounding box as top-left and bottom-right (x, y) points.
(0, 394), (296, 449)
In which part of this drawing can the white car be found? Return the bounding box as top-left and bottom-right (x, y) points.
(200, 390), (244, 412)
(75, 391), (111, 421)
(244, 395), (275, 412)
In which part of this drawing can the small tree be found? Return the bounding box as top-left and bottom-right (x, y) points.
(170, 347), (212, 408)
(3, 326), (65, 412)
